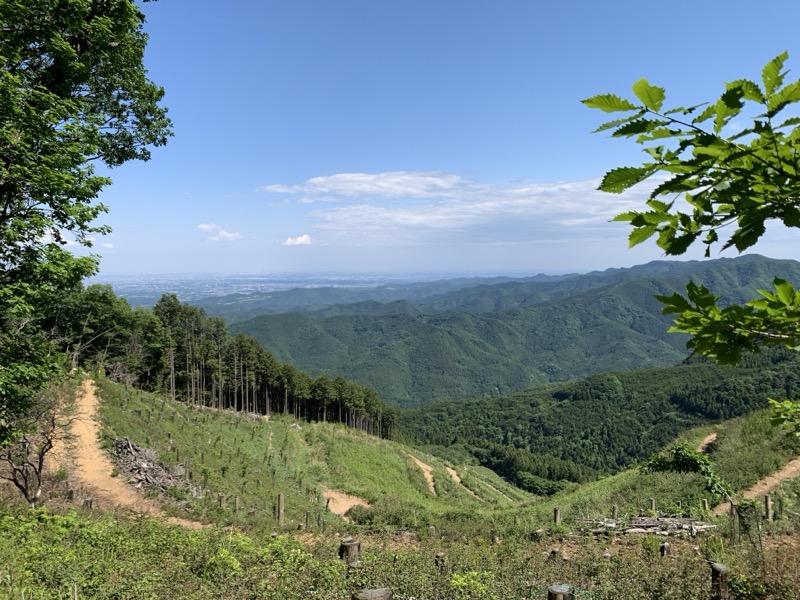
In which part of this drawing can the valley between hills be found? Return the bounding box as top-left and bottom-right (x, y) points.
(4, 254), (800, 597)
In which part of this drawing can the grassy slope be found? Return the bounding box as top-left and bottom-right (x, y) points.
(93, 377), (533, 533)
(93, 376), (800, 539)
(3, 377), (800, 598)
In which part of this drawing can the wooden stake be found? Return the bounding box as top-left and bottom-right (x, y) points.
(764, 495), (773, 522)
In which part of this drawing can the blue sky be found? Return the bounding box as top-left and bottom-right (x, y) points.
(92, 0), (800, 275)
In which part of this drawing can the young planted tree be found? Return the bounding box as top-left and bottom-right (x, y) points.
(0, 0), (171, 444)
(584, 51), (800, 433)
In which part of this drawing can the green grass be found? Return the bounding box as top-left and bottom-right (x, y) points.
(1, 505), (799, 599)
(94, 375), (800, 541)
(93, 377), (536, 534)
(5, 375), (800, 597)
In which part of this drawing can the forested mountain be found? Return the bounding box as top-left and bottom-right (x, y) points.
(232, 255), (800, 407)
(398, 348), (800, 495)
(196, 273), (572, 323)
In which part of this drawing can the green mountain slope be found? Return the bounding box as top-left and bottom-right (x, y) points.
(232, 255), (800, 407)
(400, 348), (800, 489)
(197, 274), (571, 323)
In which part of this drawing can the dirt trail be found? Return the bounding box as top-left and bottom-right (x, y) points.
(714, 454), (800, 516)
(446, 467), (461, 483)
(697, 432), (717, 453)
(68, 380), (204, 529)
(320, 486), (370, 520)
(408, 454), (436, 495)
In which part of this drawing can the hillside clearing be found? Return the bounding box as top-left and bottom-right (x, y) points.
(407, 454), (436, 495)
(320, 486), (370, 520)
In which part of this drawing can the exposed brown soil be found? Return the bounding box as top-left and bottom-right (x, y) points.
(408, 454), (436, 495)
(320, 486), (370, 520)
(446, 466), (461, 483)
(696, 432), (717, 453)
(67, 380), (204, 529)
(714, 454), (800, 516)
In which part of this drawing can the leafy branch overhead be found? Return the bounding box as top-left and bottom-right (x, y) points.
(584, 51), (800, 259)
(585, 52), (800, 364)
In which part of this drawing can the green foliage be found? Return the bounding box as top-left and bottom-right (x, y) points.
(0, 0), (171, 443)
(586, 52), (800, 431)
(401, 348), (800, 487)
(770, 397), (800, 436)
(643, 443), (732, 499)
(451, 570), (497, 600)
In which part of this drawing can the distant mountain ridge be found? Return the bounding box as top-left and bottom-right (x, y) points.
(231, 255), (800, 407)
(197, 273), (574, 323)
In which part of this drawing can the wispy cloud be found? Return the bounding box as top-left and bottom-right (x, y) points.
(258, 171), (659, 246)
(197, 223), (241, 242)
(283, 234), (312, 246)
(258, 171), (470, 201)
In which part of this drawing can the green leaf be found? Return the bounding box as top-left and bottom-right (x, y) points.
(581, 94), (639, 113)
(777, 116), (800, 129)
(774, 278), (795, 305)
(611, 211), (638, 223)
(763, 51), (789, 96)
(767, 80), (800, 116)
(664, 102), (708, 116)
(726, 79), (765, 103)
(693, 104), (717, 124)
(631, 78), (666, 112)
(590, 113), (644, 133)
(628, 226), (656, 247)
(599, 166), (654, 193)
(610, 118), (664, 137)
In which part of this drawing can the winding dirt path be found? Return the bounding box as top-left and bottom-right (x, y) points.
(69, 380), (204, 529)
(714, 454), (800, 516)
(408, 454), (436, 495)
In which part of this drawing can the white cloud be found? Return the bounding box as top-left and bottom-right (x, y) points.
(283, 234), (312, 246)
(258, 171), (471, 201)
(101, 242), (114, 249)
(197, 223), (241, 242)
(283, 174), (658, 243)
(253, 171), (710, 273)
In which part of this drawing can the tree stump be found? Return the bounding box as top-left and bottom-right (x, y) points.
(711, 563), (730, 600)
(764, 495), (773, 522)
(548, 584), (575, 600)
(338, 536), (361, 566)
(434, 552), (447, 573)
(659, 541), (671, 557)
